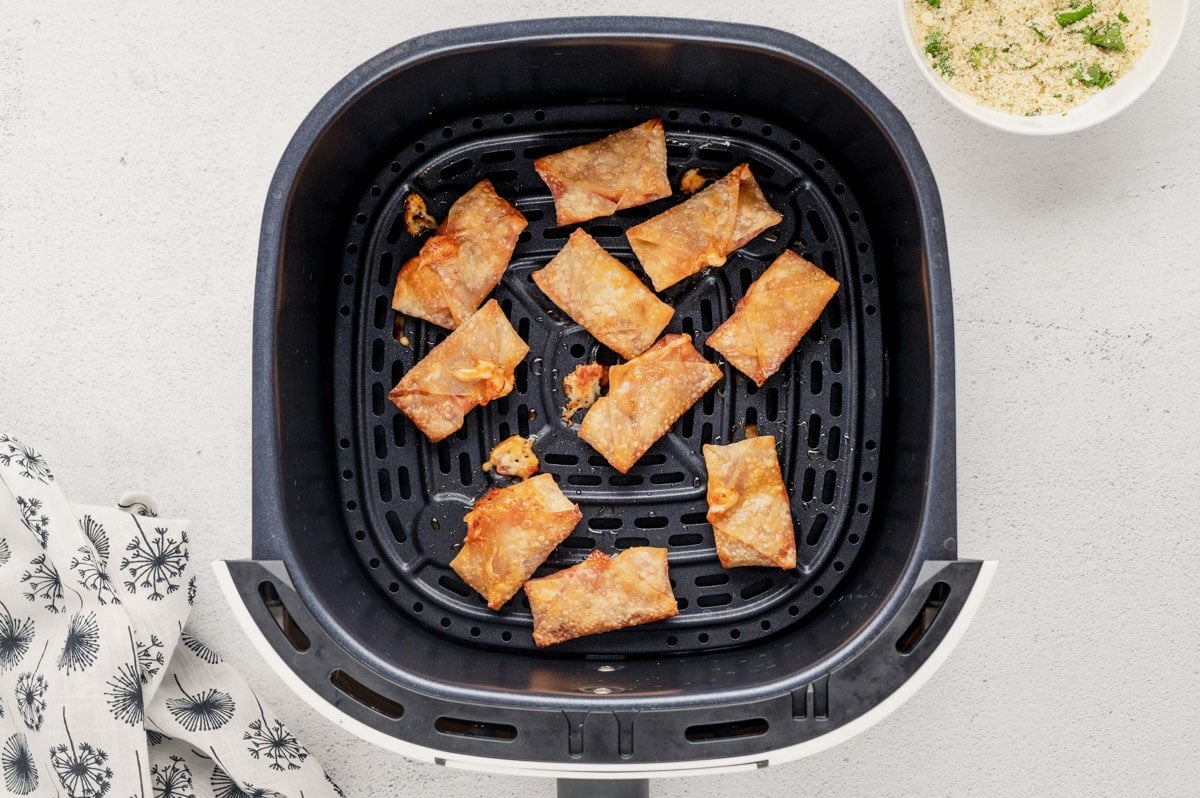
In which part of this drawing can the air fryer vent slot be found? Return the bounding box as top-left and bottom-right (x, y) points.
(332, 102), (883, 655)
(258, 581), (311, 653)
(435, 717), (518, 741)
(685, 718), (770, 742)
(330, 670), (405, 719)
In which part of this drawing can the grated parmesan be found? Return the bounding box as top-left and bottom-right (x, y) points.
(909, 0), (1150, 116)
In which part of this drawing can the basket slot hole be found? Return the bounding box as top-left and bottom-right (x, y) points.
(568, 474), (602, 486)
(695, 573), (729, 587)
(696, 593), (732, 608)
(806, 211), (829, 244)
(801, 468), (816, 502)
(826, 294), (842, 329)
(371, 339), (384, 372)
(391, 359), (404, 387)
(666, 142), (691, 160)
(650, 471), (685, 485)
(806, 414), (821, 449)
(700, 298), (714, 331)
(435, 717), (517, 742)
(371, 383), (384, 416)
(440, 158), (473, 180)
(543, 226), (572, 240)
(701, 422), (714, 445)
(696, 145), (733, 163)
(615, 536), (649, 549)
(386, 509), (406, 543)
(373, 425), (387, 459)
(373, 295), (388, 330)
(258, 581), (311, 652)
(681, 407), (695, 438)
(609, 474), (644, 487)
(821, 471), (837, 504)
(810, 361), (823, 394)
(744, 406), (758, 433)
(805, 513), (829, 546)
(829, 339), (843, 374)
(497, 421), (511, 439)
(896, 581), (952, 654)
(514, 360), (528, 394)
(387, 213), (407, 245)
(827, 426), (841, 460)
(485, 169), (519, 187)
(702, 387), (716, 416)
(397, 467), (412, 501)
(681, 316), (695, 336)
(680, 512), (708, 525)
(438, 574), (471, 597)
(830, 383), (843, 417)
(765, 387), (780, 421)
(640, 453), (667, 466)
(589, 517), (622, 531)
(392, 415), (406, 447)
(588, 224), (623, 239)
(738, 267), (754, 294)
(634, 516), (668, 529)
(517, 405), (531, 436)
(740, 577), (774, 599)
(522, 208), (545, 222)
(377, 469), (392, 502)
(561, 536), (595, 550)
(587, 455), (609, 468)
(378, 252), (394, 286)
(331, 670), (405, 719)
(458, 452), (474, 486)
(480, 149), (515, 164)
(668, 533), (704, 546)
(437, 443), (452, 474)
(544, 452), (579, 466)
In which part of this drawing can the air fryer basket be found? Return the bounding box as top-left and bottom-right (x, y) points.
(218, 17), (994, 779)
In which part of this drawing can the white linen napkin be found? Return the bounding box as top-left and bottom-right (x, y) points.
(0, 434), (344, 797)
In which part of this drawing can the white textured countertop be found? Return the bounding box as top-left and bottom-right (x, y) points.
(2, 2), (1198, 795)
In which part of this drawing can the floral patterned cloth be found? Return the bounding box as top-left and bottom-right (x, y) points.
(0, 434), (343, 798)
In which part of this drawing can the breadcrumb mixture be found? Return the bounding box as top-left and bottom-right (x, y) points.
(909, 0), (1149, 116)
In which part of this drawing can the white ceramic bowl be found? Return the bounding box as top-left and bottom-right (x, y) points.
(898, 0), (1189, 134)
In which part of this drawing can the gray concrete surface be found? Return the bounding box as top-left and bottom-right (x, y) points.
(1, 2), (1197, 795)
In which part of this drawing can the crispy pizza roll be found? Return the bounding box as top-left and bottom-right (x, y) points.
(525, 547), (678, 646)
(391, 180), (527, 329)
(450, 473), (582, 610)
(532, 229), (673, 359)
(578, 334), (722, 473)
(704, 436), (797, 570)
(626, 163), (782, 292)
(533, 119), (672, 226)
(707, 250), (839, 386)
(389, 300), (528, 442)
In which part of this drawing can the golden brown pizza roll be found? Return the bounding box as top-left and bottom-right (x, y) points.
(533, 120), (672, 226)
(707, 250), (839, 387)
(704, 436), (797, 569)
(389, 300), (528, 443)
(391, 180), (527, 329)
(532, 229), (673, 359)
(626, 163), (782, 292)
(525, 547), (678, 646)
(578, 334), (722, 473)
(450, 473), (582, 610)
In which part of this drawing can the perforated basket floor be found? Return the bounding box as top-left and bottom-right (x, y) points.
(332, 103), (883, 655)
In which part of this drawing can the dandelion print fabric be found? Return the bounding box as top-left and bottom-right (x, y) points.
(0, 435), (343, 797)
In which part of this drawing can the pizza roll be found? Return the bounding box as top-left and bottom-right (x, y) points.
(578, 334), (722, 473)
(532, 229), (673, 359)
(704, 436), (797, 569)
(525, 547), (678, 646)
(626, 163), (782, 292)
(707, 250), (839, 386)
(450, 473), (582, 610)
(389, 300), (528, 442)
(533, 119), (672, 226)
(391, 180), (527, 329)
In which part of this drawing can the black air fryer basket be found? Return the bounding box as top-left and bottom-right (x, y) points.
(218, 17), (994, 791)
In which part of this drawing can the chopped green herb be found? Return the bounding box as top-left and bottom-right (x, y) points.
(1118, 11), (1130, 23)
(1029, 21), (1049, 41)
(1025, 109), (1042, 117)
(925, 0), (941, 7)
(1074, 62), (1114, 88)
(1056, 2), (1095, 26)
(968, 43), (997, 68)
(1085, 22), (1126, 51)
(924, 29), (955, 77)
